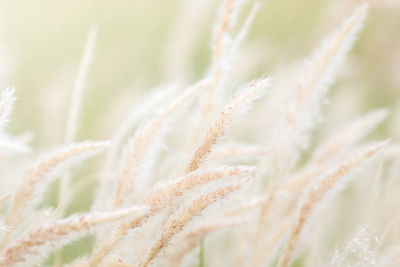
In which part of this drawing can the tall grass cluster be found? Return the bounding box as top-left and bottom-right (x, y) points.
(0, 0), (399, 266)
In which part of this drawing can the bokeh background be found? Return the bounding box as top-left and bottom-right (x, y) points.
(0, 0), (398, 148)
(0, 0), (399, 264)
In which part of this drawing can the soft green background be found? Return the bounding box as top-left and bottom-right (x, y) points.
(0, 0), (398, 147)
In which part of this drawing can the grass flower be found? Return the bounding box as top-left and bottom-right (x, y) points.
(0, 1), (397, 266)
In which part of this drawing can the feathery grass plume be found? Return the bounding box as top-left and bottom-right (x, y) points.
(330, 225), (378, 267)
(212, 0), (241, 66)
(176, 1), (258, 175)
(0, 87), (16, 130)
(212, 1), (259, 93)
(276, 141), (387, 267)
(268, 3), (368, 173)
(104, 85), (177, 167)
(136, 179), (249, 267)
(143, 166), (254, 210)
(255, 4), (368, 242)
(95, 85), (177, 208)
(0, 0), (396, 266)
(0, 206), (148, 267)
(85, 219), (144, 266)
(164, 218), (249, 267)
(206, 0), (243, 111)
(312, 108), (388, 164)
(86, 166), (251, 266)
(169, 100), (204, 177)
(199, 1), (261, 148)
(185, 77), (270, 173)
(1, 141), (109, 249)
(282, 108), (388, 192)
(113, 79), (210, 207)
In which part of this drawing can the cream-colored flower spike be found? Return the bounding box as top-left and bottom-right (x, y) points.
(277, 141), (387, 267)
(269, 2), (369, 173)
(282, 108), (388, 192)
(136, 179), (249, 267)
(114, 79), (210, 207)
(0, 206), (148, 267)
(330, 225), (378, 267)
(256, 3), (369, 246)
(185, 77), (270, 173)
(86, 166), (252, 266)
(0, 0), (396, 266)
(143, 165), (254, 209)
(207, 0), (243, 112)
(312, 108), (388, 164)
(1, 141), (110, 249)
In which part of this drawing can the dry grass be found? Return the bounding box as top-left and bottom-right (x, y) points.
(0, 1), (398, 266)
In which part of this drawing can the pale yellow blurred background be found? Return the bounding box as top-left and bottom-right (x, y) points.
(0, 0), (398, 148)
